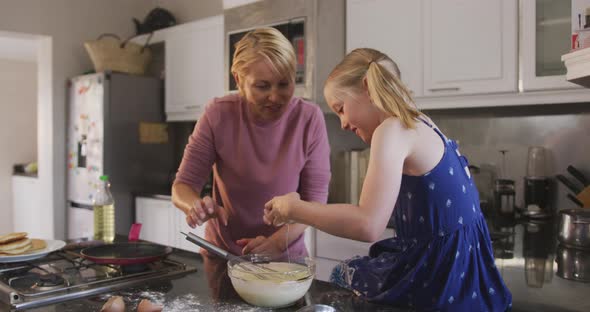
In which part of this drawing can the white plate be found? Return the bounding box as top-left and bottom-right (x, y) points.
(0, 240), (66, 263)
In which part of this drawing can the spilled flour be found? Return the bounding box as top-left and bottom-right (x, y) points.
(98, 291), (261, 312)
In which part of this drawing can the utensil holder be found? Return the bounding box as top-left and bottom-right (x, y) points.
(576, 186), (590, 208)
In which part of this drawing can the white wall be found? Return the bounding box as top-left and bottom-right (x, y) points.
(153, 0), (222, 22)
(0, 59), (37, 233)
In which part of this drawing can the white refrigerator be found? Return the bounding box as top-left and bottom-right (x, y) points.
(67, 72), (174, 239)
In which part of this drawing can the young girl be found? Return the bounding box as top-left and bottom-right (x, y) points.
(263, 48), (512, 311)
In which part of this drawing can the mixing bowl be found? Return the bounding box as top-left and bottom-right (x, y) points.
(227, 254), (315, 308)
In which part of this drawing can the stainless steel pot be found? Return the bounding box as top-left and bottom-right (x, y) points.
(558, 209), (590, 249)
(555, 244), (590, 282)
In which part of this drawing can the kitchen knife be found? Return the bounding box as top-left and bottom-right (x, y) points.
(567, 165), (589, 187)
(567, 193), (584, 208)
(556, 174), (582, 194)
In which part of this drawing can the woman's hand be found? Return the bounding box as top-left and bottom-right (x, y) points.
(263, 192), (301, 226)
(236, 236), (283, 256)
(185, 195), (229, 228)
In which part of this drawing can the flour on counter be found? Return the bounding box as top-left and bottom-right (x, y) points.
(97, 291), (265, 312)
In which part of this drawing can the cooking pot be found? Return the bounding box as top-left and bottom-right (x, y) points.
(555, 244), (590, 282)
(558, 209), (590, 249)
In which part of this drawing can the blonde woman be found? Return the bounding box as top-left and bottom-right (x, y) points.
(172, 27), (330, 259)
(264, 48), (512, 311)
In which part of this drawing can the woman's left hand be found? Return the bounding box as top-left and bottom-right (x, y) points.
(236, 236), (283, 256)
(263, 192), (300, 226)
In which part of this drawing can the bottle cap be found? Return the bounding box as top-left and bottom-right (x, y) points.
(100, 175), (109, 181)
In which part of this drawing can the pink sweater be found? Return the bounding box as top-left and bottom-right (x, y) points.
(175, 94), (331, 257)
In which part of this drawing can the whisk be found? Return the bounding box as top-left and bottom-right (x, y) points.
(181, 232), (310, 281)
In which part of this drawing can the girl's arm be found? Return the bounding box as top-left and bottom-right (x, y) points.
(268, 119), (413, 242)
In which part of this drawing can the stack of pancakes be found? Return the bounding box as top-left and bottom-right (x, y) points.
(0, 232), (46, 255)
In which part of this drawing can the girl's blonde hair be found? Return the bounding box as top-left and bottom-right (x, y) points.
(231, 27), (296, 95)
(325, 48), (422, 129)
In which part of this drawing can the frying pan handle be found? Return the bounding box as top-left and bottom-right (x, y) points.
(183, 231), (239, 262)
(129, 223), (142, 242)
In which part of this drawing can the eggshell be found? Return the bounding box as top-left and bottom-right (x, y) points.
(101, 296), (125, 312)
(137, 299), (163, 312)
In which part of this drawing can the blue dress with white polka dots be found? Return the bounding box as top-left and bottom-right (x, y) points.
(330, 120), (512, 311)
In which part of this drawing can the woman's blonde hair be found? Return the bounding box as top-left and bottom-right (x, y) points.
(231, 27), (296, 95)
(325, 48), (422, 129)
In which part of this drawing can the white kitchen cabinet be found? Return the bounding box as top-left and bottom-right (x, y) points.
(423, 0), (518, 96)
(520, 0), (580, 90)
(346, 0), (518, 100)
(174, 207), (206, 253)
(314, 228), (395, 282)
(315, 228), (395, 261)
(135, 197), (176, 246)
(165, 15), (224, 122)
(316, 257), (340, 282)
(12, 175), (50, 239)
(346, 0), (423, 97)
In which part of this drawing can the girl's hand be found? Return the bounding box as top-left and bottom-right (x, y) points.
(185, 195), (229, 228)
(263, 192), (301, 226)
(236, 236), (283, 256)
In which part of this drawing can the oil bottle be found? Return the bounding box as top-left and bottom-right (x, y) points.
(93, 175), (115, 242)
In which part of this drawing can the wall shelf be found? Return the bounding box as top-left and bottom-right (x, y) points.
(562, 47), (590, 88)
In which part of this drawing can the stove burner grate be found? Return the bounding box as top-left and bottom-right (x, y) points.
(31, 274), (67, 291)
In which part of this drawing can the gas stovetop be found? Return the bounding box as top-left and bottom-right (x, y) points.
(0, 243), (196, 310)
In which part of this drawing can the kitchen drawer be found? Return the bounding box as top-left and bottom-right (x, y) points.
(315, 228), (395, 261)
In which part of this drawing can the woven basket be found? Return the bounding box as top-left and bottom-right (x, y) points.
(84, 33), (153, 75)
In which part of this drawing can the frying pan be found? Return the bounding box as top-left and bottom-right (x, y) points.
(80, 242), (172, 265)
(80, 223), (172, 265)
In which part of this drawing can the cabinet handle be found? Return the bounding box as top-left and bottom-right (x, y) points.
(184, 105), (199, 109)
(427, 87), (460, 92)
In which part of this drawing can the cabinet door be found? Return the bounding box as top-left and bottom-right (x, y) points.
(520, 0), (579, 90)
(423, 0), (518, 96)
(346, 0), (423, 97)
(165, 15), (224, 121)
(135, 197), (175, 246)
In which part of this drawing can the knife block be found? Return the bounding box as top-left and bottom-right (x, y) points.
(576, 186), (590, 208)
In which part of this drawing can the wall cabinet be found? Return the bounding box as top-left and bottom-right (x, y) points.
(346, 0), (423, 97)
(346, 0), (590, 109)
(423, 0), (517, 96)
(520, 0), (579, 90)
(164, 15), (224, 121)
